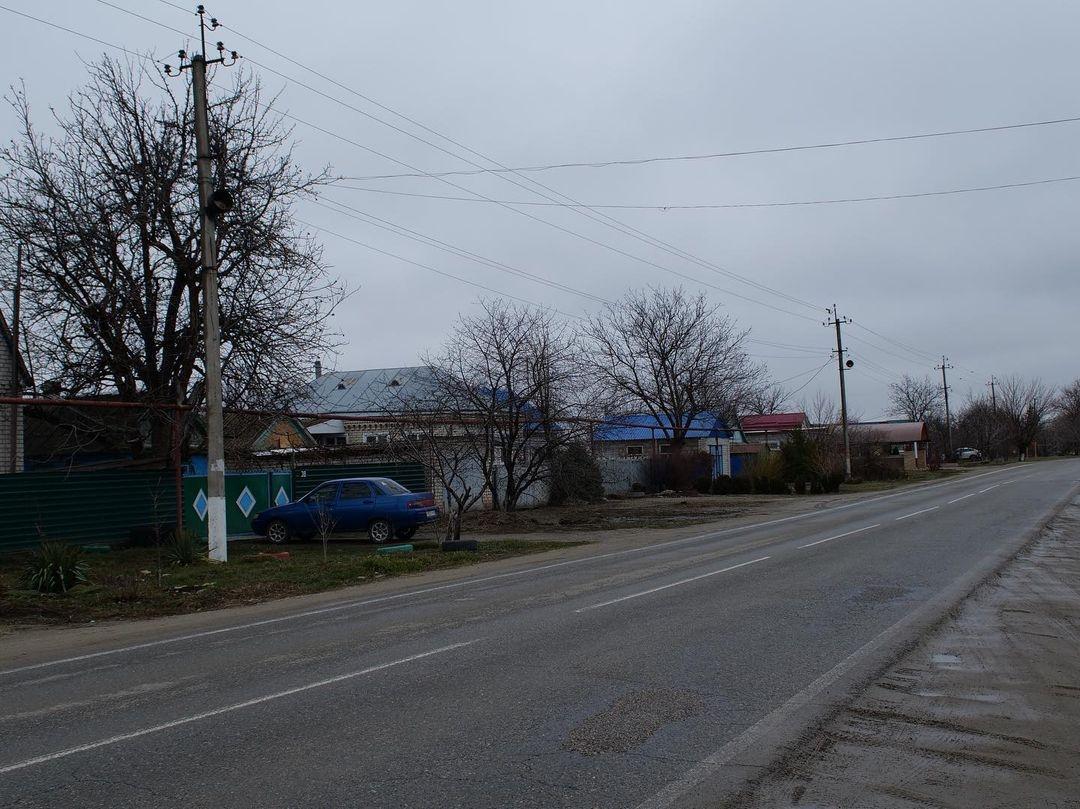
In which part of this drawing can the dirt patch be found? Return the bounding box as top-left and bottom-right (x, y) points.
(564, 688), (706, 755)
(738, 498), (1080, 808)
(461, 495), (786, 535)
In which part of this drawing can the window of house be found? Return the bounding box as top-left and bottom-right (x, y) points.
(625, 445), (643, 458)
(363, 433), (389, 445)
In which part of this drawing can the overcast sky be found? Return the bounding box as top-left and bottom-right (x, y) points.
(3, 1), (1078, 419)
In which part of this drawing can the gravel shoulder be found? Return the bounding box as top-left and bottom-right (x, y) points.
(736, 494), (1080, 809)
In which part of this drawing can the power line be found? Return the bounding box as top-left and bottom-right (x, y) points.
(269, 106), (823, 322)
(139, 4), (828, 315)
(786, 360), (834, 398)
(312, 196), (614, 305)
(11, 3), (963, 397)
(330, 175), (1080, 210)
(340, 117), (1080, 181)
(294, 218), (586, 320)
(0, 3), (157, 60)
(849, 321), (939, 363)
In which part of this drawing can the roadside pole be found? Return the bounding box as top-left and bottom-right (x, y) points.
(164, 6), (239, 562)
(937, 356), (954, 459)
(826, 305), (852, 478)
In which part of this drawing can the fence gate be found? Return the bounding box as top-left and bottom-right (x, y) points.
(183, 471), (292, 538)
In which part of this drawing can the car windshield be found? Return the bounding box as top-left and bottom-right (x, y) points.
(301, 484), (335, 504)
(376, 478), (409, 495)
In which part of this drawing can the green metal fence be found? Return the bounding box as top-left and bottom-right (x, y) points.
(183, 471), (292, 538)
(292, 462), (427, 498)
(0, 468), (178, 552)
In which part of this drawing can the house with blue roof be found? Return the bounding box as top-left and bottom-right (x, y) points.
(593, 412), (746, 484)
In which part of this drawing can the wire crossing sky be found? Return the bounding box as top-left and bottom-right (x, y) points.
(1, 0), (1077, 420)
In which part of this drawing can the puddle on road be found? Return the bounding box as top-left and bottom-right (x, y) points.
(913, 689), (1006, 703)
(930, 653), (962, 667)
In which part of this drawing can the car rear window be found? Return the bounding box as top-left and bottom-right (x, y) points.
(376, 479), (409, 495)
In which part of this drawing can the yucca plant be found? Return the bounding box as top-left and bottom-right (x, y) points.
(164, 530), (204, 566)
(22, 541), (89, 594)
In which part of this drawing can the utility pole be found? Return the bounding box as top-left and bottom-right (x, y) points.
(986, 375), (997, 410)
(165, 6), (239, 562)
(825, 305), (853, 478)
(937, 356), (954, 458)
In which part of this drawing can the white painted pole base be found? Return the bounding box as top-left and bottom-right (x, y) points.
(207, 496), (228, 562)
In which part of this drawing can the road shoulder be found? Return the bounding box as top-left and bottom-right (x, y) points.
(734, 493), (1080, 808)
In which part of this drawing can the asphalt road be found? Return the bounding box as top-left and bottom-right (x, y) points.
(1, 460), (1077, 808)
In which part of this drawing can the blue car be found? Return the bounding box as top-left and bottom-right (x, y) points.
(251, 478), (438, 544)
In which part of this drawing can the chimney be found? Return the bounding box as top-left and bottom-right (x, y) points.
(314, 360), (322, 379)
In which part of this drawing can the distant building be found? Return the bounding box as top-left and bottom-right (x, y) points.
(592, 412), (744, 481)
(852, 420), (930, 471)
(295, 365), (440, 447)
(1, 310), (32, 473)
(739, 412), (811, 450)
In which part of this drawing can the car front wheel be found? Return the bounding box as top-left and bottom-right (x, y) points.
(368, 518), (392, 544)
(266, 519), (291, 544)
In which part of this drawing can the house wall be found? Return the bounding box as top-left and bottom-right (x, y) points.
(0, 343), (23, 473)
(594, 437), (733, 493)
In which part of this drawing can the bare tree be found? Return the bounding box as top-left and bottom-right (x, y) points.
(430, 299), (584, 512)
(389, 396), (487, 543)
(955, 394), (1006, 460)
(1051, 378), (1080, 455)
(314, 503), (338, 562)
(745, 383), (791, 416)
(582, 287), (762, 449)
(996, 375), (1055, 459)
(887, 374), (943, 422)
(0, 57), (345, 450)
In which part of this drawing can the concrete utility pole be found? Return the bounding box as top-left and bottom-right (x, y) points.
(987, 375), (997, 410)
(825, 305), (853, 478)
(937, 356), (954, 458)
(165, 6), (239, 562)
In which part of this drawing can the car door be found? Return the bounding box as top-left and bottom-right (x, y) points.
(302, 482), (340, 534)
(335, 481), (376, 531)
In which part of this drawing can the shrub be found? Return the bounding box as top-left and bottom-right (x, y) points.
(818, 471), (845, 493)
(22, 541), (89, 594)
(711, 474), (734, 495)
(731, 475), (753, 494)
(746, 452), (789, 495)
(693, 475), (712, 494)
(165, 530), (205, 566)
(549, 442), (605, 505)
(648, 449), (713, 492)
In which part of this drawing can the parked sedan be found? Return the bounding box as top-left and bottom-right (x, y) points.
(251, 478), (438, 544)
(956, 447), (983, 461)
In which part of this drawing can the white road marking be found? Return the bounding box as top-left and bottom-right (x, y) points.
(0, 465), (1028, 679)
(979, 483), (1001, 493)
(948, 492), (979, 504)
(0, 640), (476, 775)
(574, 557), (770, 613)
(798, 524), (880, 549)
(894, 506), (939, 521)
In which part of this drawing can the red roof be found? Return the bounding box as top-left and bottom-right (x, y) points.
(740, 412), (808, 432)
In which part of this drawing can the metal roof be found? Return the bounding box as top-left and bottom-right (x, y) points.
(853, 421), (929, 443)
(593, 412), (737, 442)
(294, 366), (439, 414)
(740, 412), (809, 432)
